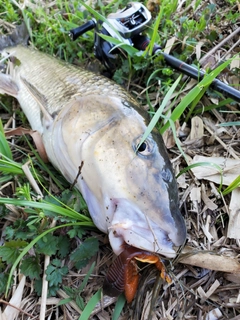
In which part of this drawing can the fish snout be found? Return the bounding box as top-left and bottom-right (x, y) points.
(107, 198), (184, 258)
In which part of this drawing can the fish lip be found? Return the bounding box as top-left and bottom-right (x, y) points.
(107, 198), (178, 258)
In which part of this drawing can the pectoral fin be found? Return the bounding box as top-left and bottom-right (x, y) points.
(20, 76), (53, 127)
(0, 73), (19, 97)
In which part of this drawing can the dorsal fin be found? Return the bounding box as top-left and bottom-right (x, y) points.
(20, 76), (53, 127)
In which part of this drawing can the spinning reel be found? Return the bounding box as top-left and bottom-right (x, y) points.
(69, 2), (240, 102)
(69, 2), (158, 70)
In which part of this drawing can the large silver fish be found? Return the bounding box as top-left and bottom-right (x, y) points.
(0, 45), (186, 298)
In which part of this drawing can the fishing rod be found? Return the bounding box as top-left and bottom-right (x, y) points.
(69, 2), (240, 103)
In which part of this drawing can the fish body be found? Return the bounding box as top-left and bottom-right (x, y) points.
(0, 45), (186, 259)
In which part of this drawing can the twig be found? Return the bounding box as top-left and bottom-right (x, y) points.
(214, 38), (240, 69)
(203, 121), (240, 160)
(22, 161), (43, 198)
(70, 161), (84, 190)
(39, 219), (57, 320)
(39, 255), (50, 320)
(0, 299), (34, 318)
(199, 27), (240, 67)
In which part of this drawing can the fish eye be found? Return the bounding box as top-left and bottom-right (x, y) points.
(135, 138), (155, 156)
(138, 142), (147, 152)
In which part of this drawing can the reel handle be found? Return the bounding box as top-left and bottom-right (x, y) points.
(69, 19), (96, 41)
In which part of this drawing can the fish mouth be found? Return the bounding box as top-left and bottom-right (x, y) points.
(107, 198), (178, 258)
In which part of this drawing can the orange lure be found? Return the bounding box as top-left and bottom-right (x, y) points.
(103, 244), (171, 303)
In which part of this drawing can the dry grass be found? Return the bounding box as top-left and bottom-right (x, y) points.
(0, 0), (240, 319)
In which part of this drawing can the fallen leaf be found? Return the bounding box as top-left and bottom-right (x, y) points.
(3, 275), (26, 320)
(179, 247), (240, 273)
(201, 184), (218, 211)
(190, 155), (240, 240)
(227, 188), (240, 239)
(190, 155), (240, 186)
(205, 308), (223, 320)
(5, 127), (48, 163)
(164, 36), (177, 54)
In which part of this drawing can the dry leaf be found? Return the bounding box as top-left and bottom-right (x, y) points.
(190, 155), (240, 186)
(177, 171), (188, 189)
(0, 308), (7, 320)
(230, 54), (240, 70)
(162, 120), (180, 149)
(201, 184), (218, 211)
(5, 127), (48, 163)
(195, 41), (205, 60)
(189, 116), (204, 141)
(190, 155), (240, 240)
(22, 162), (43, 197)
(197, 280), (220, 303)
(3, 276), (26, 320)
(190, 187), (201, 202)
(227, 188), (240, 239)
(183, 116), (204, 147)
(179, 247), (240, 273)
(205, 308), (223, 320)
(164, 36), (177, 54)
(225, 273), (240, 284)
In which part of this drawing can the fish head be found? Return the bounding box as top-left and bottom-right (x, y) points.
(102, 124), (186, 258)
(107, 135), (186, 257)
(46, 95), (186, 258)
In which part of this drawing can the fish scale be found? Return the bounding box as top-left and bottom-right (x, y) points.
(5, 46), (135, 130)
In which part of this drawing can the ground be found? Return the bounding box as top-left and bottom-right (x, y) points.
(0, 0), (240, 319)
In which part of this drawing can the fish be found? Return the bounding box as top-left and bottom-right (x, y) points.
(0, 44), (186, 301)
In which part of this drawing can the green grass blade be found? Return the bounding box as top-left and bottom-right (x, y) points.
(160, 58), (234, 134)
(78, 0), (106, 21)
(0, 198), (93, 221)
(0, 153), (23, 176)
(0, 158), (23, 174)
(222, 175), (240, 195)
(137, 75), (181, 149)
(112, 294), (126, 320)
(160, 85), (204, 134)
(0, 175), (13, 184)
(78, 262), (95, 292)
(176, 162), (223, 192)
(0, 164), (23, 175)
(0, 119), (13, 160)
(99, 33), (138, 56)
(147, 5), (162, 55)
(0, 118), (4, 134)
(78, 0), (124, 42)
(219, 121), (240, 127)
(184, 84), (209, 123)
(176, 161), (223, 177)
(169, 119), (188, 163)
(193, 98), (233, 115)
(145, 68), (162, 113)
(78, 289), (102, 320)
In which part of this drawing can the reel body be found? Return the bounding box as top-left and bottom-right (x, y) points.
(69, 2), (152, 70)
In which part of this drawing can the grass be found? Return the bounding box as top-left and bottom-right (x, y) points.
(0, 0), (240, 319)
